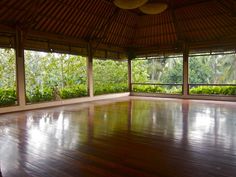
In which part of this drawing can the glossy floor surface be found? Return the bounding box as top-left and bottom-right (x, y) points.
(0, 97), (236, 177)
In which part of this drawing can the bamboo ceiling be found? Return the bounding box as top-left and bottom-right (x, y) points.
(0, 0), (235, 56)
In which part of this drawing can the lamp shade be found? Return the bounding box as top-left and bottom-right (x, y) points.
(139, 3), (168, 14)
(114, 0), (148, 10)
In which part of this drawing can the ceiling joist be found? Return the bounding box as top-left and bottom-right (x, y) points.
(0, 0), (235, 56)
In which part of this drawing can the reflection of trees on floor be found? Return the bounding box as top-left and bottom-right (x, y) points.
(0, 98), (236, 176)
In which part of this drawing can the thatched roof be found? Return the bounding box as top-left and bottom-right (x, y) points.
(0, 0), (235, 57)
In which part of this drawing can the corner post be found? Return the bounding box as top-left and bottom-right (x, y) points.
(16, 29), (26, 106)
(87, 43), (94, 97)
(183, 43), (189, 97)
(128, 59), (132, 92)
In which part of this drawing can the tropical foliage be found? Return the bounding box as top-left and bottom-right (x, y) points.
(132, 53), (236, 95)
(188, 53), (236, 95)
(190, 86), (236, 95)
(189, 53), (236, 84)
(93, 59), (128, 95)
(132, 56), (184, 84)
(132, 85), (182, 94)
(25, 50), (88, 103)
(0, 49), (17, 106)
(0, 49), (235, 107)
(0, 88), (16, 106)
(132, 56), (183, 94)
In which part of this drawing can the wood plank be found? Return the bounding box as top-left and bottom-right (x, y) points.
(0, 97), (236, 177)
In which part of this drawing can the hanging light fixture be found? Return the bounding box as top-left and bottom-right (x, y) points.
(113, 0), (148, 10)
(139, 3), (168, 14)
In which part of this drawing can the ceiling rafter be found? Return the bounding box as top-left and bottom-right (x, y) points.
(170, 0), (186, 46)
(216, 0), (236, 17)
(89, 8), (121, 52)
(0, 0), (235, 52)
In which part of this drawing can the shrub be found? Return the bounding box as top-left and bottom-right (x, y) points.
(60, 85), (87, 99)
(94, 84), (128, 95)
(0, 88), (17, 106)
(168, 87), (182, 94)
(189, 86), (236, 95)
(133, 85), (182, 94)
(26, 87), (53, 103)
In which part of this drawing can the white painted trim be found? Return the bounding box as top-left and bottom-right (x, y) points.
(0, 92), (130, 114)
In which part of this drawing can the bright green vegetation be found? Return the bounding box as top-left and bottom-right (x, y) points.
(190, 86), (236, 95)
(0, 49), (235, 107)
(188, 53), (236, 95)
(132, 53), (236, 95)
(59, 85), (87, 99)
(0, 49), (17, 106)
(133, 85), (182, 94)
(93, 59), (128, 95)
(132, 56), (183, 84)
(189, 53), (236, 84)
(0, 49), (129, 106)
(132, 56), (183, 94)
(25, 50), (88, 103)
(0, 88), (17, 106)
(25, 85), (88, 103)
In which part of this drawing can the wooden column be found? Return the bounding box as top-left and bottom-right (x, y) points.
(87, 43), (94, 97)
(128, 59), (132, 92)
(16, 29), (26, 106)
(183, 43), (189, 97)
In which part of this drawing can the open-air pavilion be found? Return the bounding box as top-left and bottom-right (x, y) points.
(0, 0), (236, 176)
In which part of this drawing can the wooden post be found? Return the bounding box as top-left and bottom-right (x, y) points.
(15, 29), (26, 106)
(87, 43), (94, 97)
(128, 59), (132, 92)
(183, 43), (189, 97)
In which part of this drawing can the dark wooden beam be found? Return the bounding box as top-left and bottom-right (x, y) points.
(89, 8), (120, 51)
(21, 0), (47, 29)
(216, 0), (236, 17)
(134, 37), (236, 56)
(173, 0), (214, 9)
(169, 0), (186, 50)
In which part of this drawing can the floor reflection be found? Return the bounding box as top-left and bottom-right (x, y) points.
(0, 98), (236, 177)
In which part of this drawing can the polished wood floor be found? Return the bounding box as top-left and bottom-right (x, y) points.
(0, 97), (236, 177)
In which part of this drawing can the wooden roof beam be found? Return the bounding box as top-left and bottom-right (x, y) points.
(216, 0), (236, 17)
(170, 1), (186, 49)
(88, 8), (121, 53)
(173, 0), (214, 9)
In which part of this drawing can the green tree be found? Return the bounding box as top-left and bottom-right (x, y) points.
(0, 48), (16, 88)
(0, 48), (17, 106)
(25, 51), (88, 103)
(93, 59), (128, 95)
(161, 58), (183, 84)
(132, 60), (149, 83)
(189, 56), (213, 84)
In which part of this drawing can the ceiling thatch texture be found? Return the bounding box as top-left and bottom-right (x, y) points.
(0, 0), (235, 56)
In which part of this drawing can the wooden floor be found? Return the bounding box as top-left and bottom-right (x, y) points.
(0, 97), (236, 177)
